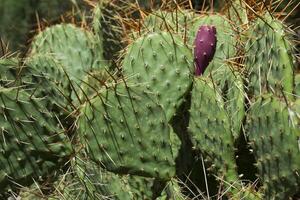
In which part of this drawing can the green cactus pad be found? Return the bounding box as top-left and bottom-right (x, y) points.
(18, 171), (88, 200)
(29, 24), (105, 84)
(92, 1), (125, 65)
(0, 87), (72, 193)
(157, 180), (187, 200)
(74, 152), (168, 199)
(25, 54), (73, 112)
(78, 81), (175, 180)
(188, 77), (238, 185)
(295, 73), (300, 97)
(0, 57), (73, 127)
(246, 95), (300, 199)
(25, 54), (70, 94)
(245, 14), (295, 99)
(209, 64), (245, 139)
(227, 0), (248, 26)
(123, 31), (194, 121)
(73, 153), (133, 200)
(139, 10), (196, 36)
(0, 58), (22, 87)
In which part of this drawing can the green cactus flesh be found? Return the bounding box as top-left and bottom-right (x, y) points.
(78, 81), (176, 180)
(208, 64), (245, 139)
(0, 58), (22, 87)
(25, 54), (73, 112)
(246, 95), (300, 199)
(0, 87), (72, 193)
(295, 73), (300, 97)
(18, 172), (88, 200)
(0, 58), (72, 127)
(245, 13), (295, 99)
(139, 10), (196, 36)
(123, 31), (194, 121)
(92, 1), (125, 66)
(73, 153), (133, 200)
(29, 24), (105, 85)
(188, 77), (238, 187)
(74, 150), (168, 199)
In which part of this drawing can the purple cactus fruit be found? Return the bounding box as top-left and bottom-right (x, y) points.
(194, 25), (217, 76)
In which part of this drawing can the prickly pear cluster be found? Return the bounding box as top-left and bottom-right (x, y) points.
(0, 0), (300, 199)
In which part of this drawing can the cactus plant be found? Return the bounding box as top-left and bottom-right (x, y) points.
(29, 24), (106, 85)
(0, 87), (72, 195)
(1, 0), (300, 198)
(246, 95), (300, 199)
(245, 13), (295, 99)
(188, 77), (238, 188)
(123, 31), (194, 121)
(78, 81), (176, 180)
(0, 57), (73, 129)
(92, 1), (125, 68)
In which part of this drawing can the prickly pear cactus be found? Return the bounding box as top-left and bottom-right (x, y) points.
(246, 95), (300, 199)
(245, 13), (295, 99)
(78, 81), (176, 180)
(0, 58), (22, 87)
(1, 0), (300, 198)
(188, 78), (238, 189)
(140, 10), (196, 36)
(30, 24), (105, 85)
(123, 31), (194, 121)
(73, 153), (133, 200)
(295, 74), (300, 96)
(25, 54), (73, 113)
(0, 57), (73, 128)
(92, 1), (125, 67)
(209, 65), (245, 139)
(0, 87), (72, 194)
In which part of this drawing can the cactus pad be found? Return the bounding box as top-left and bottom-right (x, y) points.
(188, 77), (238, 185)
(246, 95), (300, 199)
(123, 32), (194, 121)
(78, 82), (175, 180)
(0, 87), (72, 192)
(30, 24), (105, 84)
(245, 14), (295, 99)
